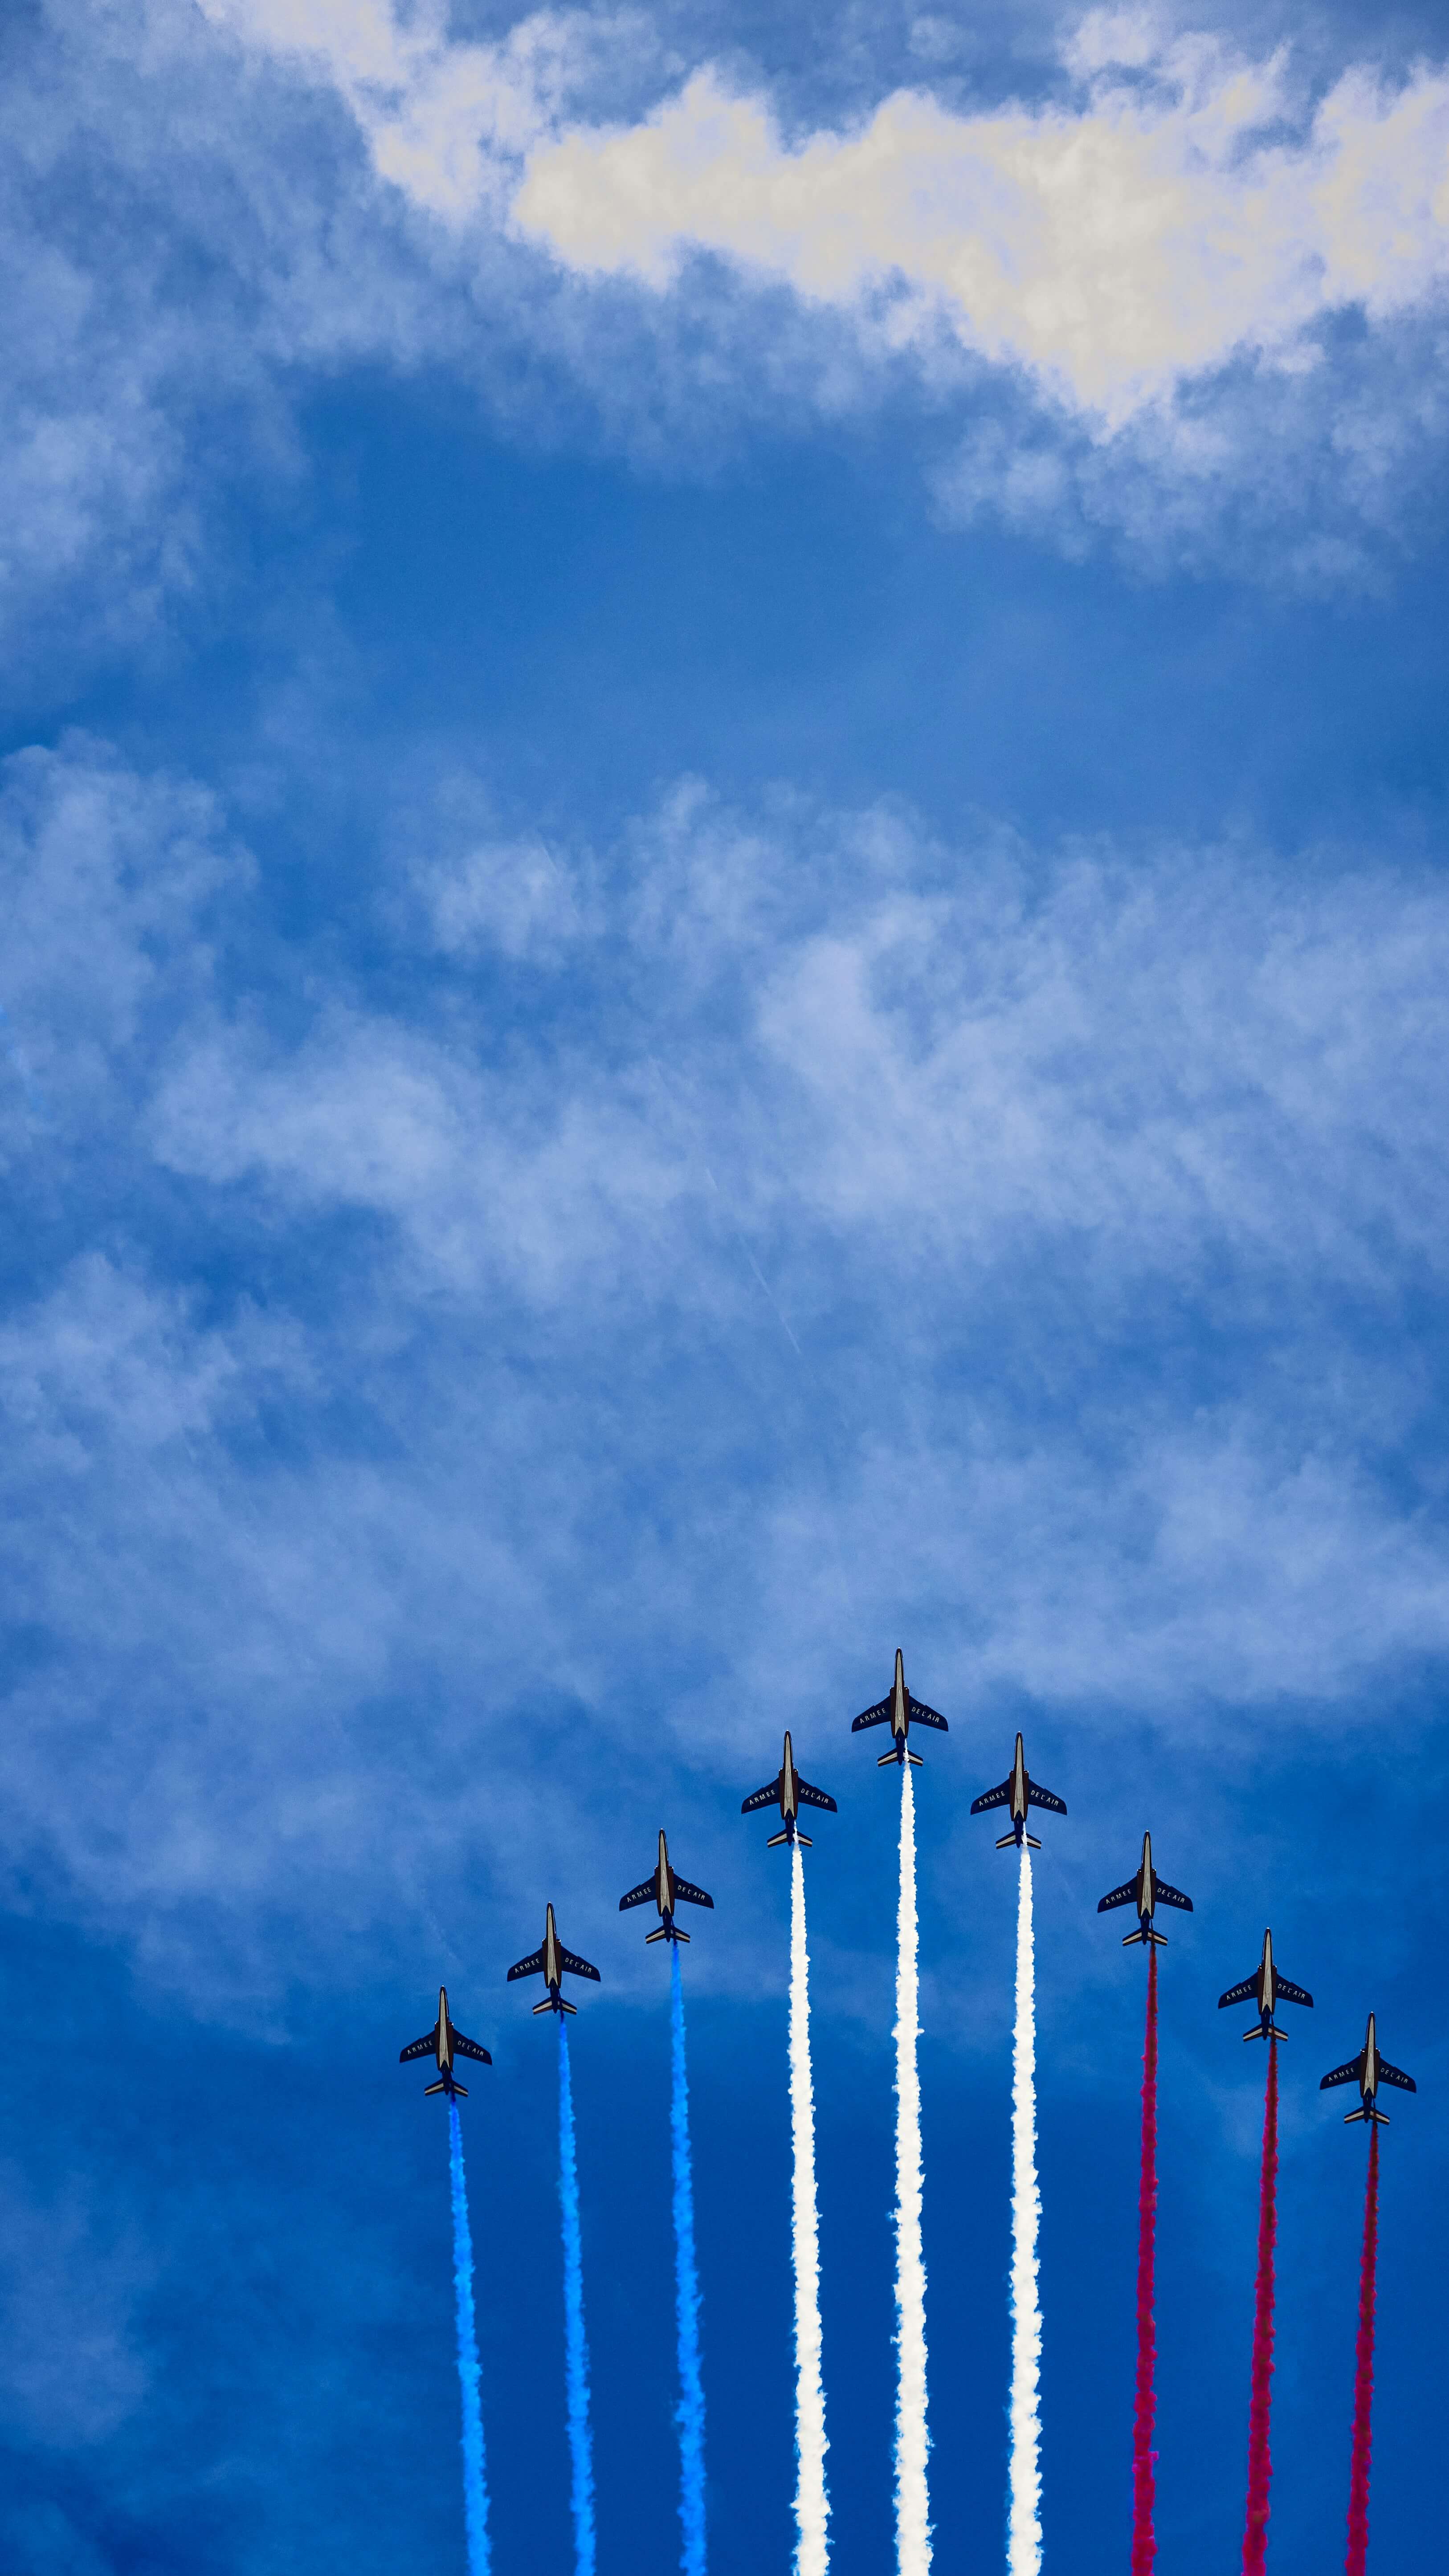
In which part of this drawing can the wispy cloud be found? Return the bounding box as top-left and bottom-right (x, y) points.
(4, 738), (1449, 2009)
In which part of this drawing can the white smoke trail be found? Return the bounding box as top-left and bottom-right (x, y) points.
(1008, 1846), (1043, 2576)
(894, 1762), (931, 2576)
(789, 1838), (830, 2576)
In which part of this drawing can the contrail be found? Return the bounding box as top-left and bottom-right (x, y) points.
(789, 1838), (830, 2576)
(447, 2100), (491, 2576)
(1008, 1845), (1043, 2576)
(1240, 2042), (1279, 2576)
(558, 2024), (596, 2576)
(1344, 2122), (1380, 2576)
(670, 1943), (708, 2576)
(1131, 1943), (1159, 2576)
(894, 1763), (931, 2576)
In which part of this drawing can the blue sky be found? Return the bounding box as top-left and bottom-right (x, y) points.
(1, 1), (1447, 2570)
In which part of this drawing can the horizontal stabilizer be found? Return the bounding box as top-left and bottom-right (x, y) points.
(1243, 2026), (1269, 2041)
(645, 1926), (671, 1944)
(560, 1997), (577, 2015)
(532, 1997), (555, 2015)
(907, 1750), (924, 1766)
(996, 1831), (1016, 1848)
(1122, 1928), (1146, 1945)
(1025, 1833), (1041, 1849)
(878, 1749), (899, 1766)
(796, 1832), (812, 1847)
(425, 2078), (467, 2096)
(1148, 1928), (1167, 1945)
(765, 1829), (790, 1847)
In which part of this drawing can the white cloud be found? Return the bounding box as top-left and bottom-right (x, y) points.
(6, 739), (1449, 2011)
(515, 37), (1449, 427)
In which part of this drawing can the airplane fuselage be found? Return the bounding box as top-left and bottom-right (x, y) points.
(541, 1903), (565, 2009)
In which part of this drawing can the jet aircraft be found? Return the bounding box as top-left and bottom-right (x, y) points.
(619, 1831), (714, 1943)
(398, 1987), (493, 2098)
(507, 1904), (601, 2016)
(970, 1732), (1067, 1847)
(1319, 2013), (1417, 2124)
(851, 1650), (949, 1766)
(1097, 1832), (1194, 1945)
(740, 1732), (837, 1845)
(1218, 1929), (1313, 2040)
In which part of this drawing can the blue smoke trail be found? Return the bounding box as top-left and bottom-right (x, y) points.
(670, 1942), (708, 2576)
(558, 2022), (597, 2576)
(446, 2099), (491, 2576)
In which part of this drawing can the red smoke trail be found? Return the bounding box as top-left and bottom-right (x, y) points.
(1344, 2122), (1380, 2576)
(1130, 1942), (1159, 2576)
(1241, 2043), (1279, 2576)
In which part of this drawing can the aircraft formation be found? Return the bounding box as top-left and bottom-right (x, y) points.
(399, 1646), (1416, 2122)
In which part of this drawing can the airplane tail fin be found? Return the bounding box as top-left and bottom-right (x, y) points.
(1148, 1928), (1167, 1946)
(907, 1750), (924, 1767)
(1122, 1928), (1146, 1946)
(796, 1832), (812, 1847)
(645, 1926), (669, 1944)
(766, 1829), (790, 1847)
(878, 1749), (899, 1767)
(532, 1998), (555, 2016)
(1025, 1833), (1042, 1850)
(996, 1831), (1017, 1849)
(1351, 2104), (1389, 2125)
(559, 1997), (577, 2016)
(1343, 2105), (1367, 2123)
(1243, 2026), (1268, 2041)
(424, 2079), (467, 2096)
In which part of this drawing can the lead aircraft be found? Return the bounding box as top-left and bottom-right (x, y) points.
(1097, 1831), (1193, 1944)
(1320, 2013), (1417, 2124)
(740, 1731), (837, 1845)
(398, 1986), (493, 2098)
(619, 1831), (714, 1942)
(970, 1732), (1067, 1848)
(851, 1649), (949, 1766)
(507, 1904), (601, 2016)
(1218, 1928), (1312, 2040)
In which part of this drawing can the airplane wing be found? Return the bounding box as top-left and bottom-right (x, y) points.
(907, 1696), (949, 1732)
(452, 2032), (493, 2065)
(1218, 1977), (1258, 2009)
(1275, 1977), (1314, 2008)
(851, 1696), (892, 1732)
(1097, 1879), (1139, 1913)
(796, 1778), (838, 1812)
(740, 1781), (782, 1814)
(1026, 1780), (1067, 1815)
(1377, 2058), (1416, 2094)
(970, 1779), (1011, 1814)
(399, 2032), (438, 2062)
(618, 1879), (657, 1912)
(560, 1947), (601, 1982)
(672, 1878), (714, 1910)
(1152, 1878), (1194, 1913)
(506, 1948), (544, 1982)
(1319, 2056), (1363, 2091)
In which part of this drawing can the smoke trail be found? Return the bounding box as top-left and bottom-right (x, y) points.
(789, 1838), (830, 2576)
(1008, 1845), (1043, 2576)
(1241, 2042), (1279, 2576)
(894, 1762), (931, 2575)
(670, 1944), (708, 2576)
(558, 2023), (596, 2576)
(1131, 1943), (1159, 2576)
(447, 2100), (491, 2576)
(1344, 2122), (1380, 2576)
